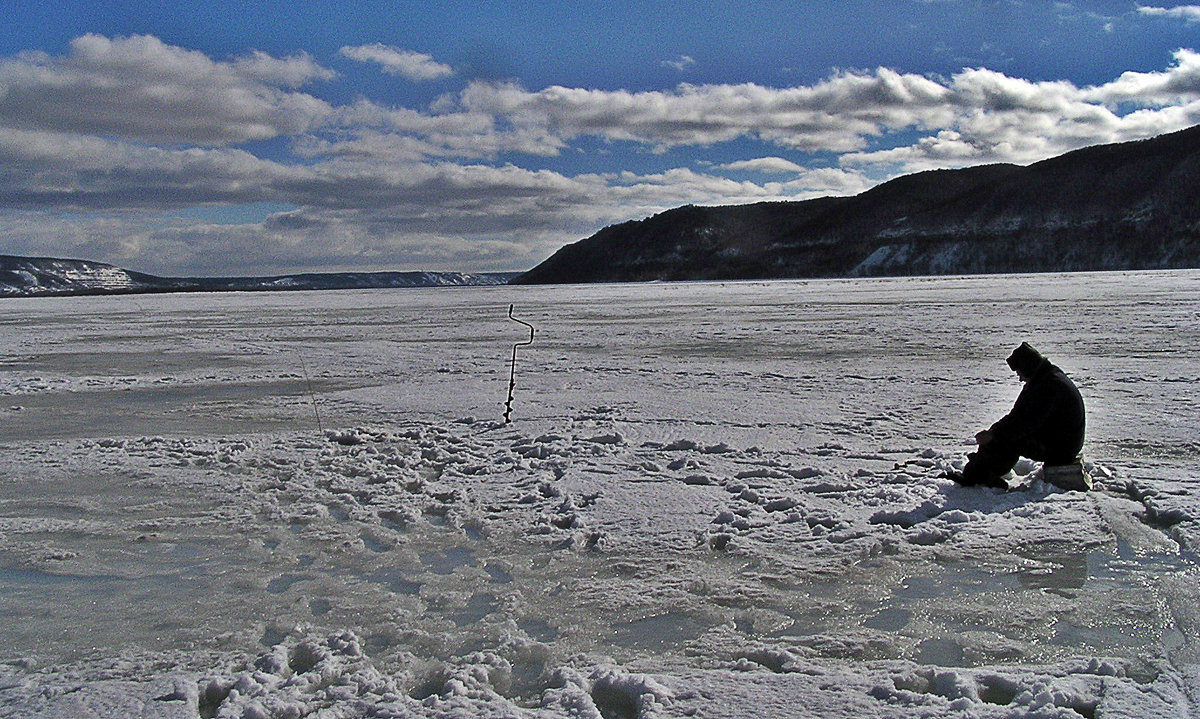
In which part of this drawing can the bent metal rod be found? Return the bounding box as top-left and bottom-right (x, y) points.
(504, 304), (535, 424)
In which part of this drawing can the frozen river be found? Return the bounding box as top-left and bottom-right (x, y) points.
(1, 271), (1198, 718)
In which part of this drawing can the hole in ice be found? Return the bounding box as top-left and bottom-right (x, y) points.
(518, 618), (558, 642)
(451, 593), (498, 627)
(593, 683), (639, 719)
(368, 568), (421, 596)
(260, 626), (288, 647)
(378, 510), (406, 532)
(198, 680), (230, 719)
(610, 613), (709, 651)
(507, 659), (547, 703)
(308, 598), (332, 616)
(288, 643), (320, 674)
(265, 574), (306, 594)
(364, 633), (394, 655)
(977, 675), (1020, 706)
(420, 546), (475, 575)
(465, 526), (485, 542)
(484, 563), (512, 584)
(863, 607), (912, 631)
(361, 535), (390, 553)
(409, 668), (449, 700)
(913, 637), (966, 666)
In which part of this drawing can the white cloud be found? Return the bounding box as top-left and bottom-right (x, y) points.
(1084, 48), (1200, 104)
(831, 50), (1200, 172)
(234, 50), (337, 87)
(719, 157), (807, 173)
(0, 34), (333, 145)
(661, 55), (696, 71)
(339, 44), (454, 81)
(446, 50), (1200, 175)
(456, 68), (953, 152)
(1138, 5), (1200, 22)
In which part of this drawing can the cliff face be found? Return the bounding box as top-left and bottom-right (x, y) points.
(0, 255), (517, 297)
(513, 125), (1200, 284)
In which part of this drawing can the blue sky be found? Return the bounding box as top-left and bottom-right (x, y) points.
(1, 1), (1198, 276)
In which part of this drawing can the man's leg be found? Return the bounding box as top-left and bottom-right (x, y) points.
(960, 440), (1019, 488)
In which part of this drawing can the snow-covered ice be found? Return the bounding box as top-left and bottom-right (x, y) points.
(1, 271), (1198, 718)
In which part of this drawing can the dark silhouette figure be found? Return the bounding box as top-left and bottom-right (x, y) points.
(950, 343), (1086, 489)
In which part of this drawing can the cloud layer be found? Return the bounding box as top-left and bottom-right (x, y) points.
(1, 34), (1199, 275)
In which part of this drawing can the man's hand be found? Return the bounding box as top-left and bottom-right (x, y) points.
(975, 429), (994, 446)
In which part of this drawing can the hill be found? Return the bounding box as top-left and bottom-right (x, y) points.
(513, 125), (1200, 284)
(0, 255), (516, 298)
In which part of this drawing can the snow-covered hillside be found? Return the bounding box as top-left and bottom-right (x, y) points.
(0, 254), (516, 297)
(0, 255), (152, 296)
(1, 272), (1197, 718)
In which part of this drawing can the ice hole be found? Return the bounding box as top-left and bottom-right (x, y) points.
(610, 613), (709, 652)
(863, 607), (912, 631)
(451, 593), (499, 627)
(506, 658), (548, 704)
(377, 510), (406, 532)
(913, 637), (966, 666)
(420, 546), (475, 575)
(260, 625), (288, 647)
(265, 574), (306, 595)
(484, 563), (512, 584)
(361, 535), (391, 553)
(367, 568), (421, 596)
(518, 618), (558, 643)
(592, 683), (639, 719)
(976, 675), (1020, 706)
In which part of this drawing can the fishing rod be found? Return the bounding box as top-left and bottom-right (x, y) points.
(504, 304), (535, 424)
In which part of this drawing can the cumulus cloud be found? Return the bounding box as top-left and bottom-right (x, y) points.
(1085, 48), (1200, 103)
(0, 34), (333, 145)
(339, 44), (455, 80)
(442, 49), (1200, 174)
(234, 49), (337, 87)
(719, 157), (807, 173)
(1138, 5), (1200, 21)
(841, 48), (1200, 172)
(456, 68), (953, 152)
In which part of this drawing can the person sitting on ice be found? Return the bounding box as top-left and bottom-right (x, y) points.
(947, 342), (1085, 489)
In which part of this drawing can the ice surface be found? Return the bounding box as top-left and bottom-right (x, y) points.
(1, 271), (1198, 718)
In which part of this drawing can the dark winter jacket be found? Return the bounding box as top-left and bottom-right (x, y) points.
(989, 358), (1085, 463)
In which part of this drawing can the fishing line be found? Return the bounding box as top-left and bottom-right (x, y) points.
(297, 351), (324, 435)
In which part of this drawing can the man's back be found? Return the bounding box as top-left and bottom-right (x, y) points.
(992, 359), (1085, 462)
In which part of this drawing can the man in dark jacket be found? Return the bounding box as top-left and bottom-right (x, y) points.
(950, 343), (1086, 489)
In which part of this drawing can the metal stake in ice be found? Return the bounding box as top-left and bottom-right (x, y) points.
(504, 304), (535, 424)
